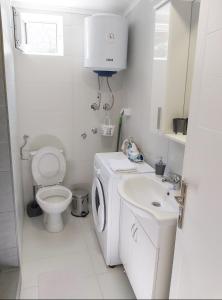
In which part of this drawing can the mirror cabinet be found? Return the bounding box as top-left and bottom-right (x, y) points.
(151, 0), (200, 144)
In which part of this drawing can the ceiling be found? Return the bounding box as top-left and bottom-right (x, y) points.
(11, 0), (140, 15)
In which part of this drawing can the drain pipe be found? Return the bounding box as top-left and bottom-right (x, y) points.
(116, 110), (124, 152)
(116, 108), (131, 152)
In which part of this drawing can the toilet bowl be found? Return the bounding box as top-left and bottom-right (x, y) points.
(31, 146), (72, 233)
(36, 185), (72, 232)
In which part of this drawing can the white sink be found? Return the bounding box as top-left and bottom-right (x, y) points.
(118, 174), (178, 225)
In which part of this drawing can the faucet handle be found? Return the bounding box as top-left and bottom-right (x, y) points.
(162, 173), (182, 190)
(170, 173), (182, 184)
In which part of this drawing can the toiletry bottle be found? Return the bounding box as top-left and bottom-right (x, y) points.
(155, 157), (166, 176)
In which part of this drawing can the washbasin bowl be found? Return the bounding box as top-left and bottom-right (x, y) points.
(118, 174), (178, 225)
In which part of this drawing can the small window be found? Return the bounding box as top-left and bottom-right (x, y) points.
(13, 9), (63, 56)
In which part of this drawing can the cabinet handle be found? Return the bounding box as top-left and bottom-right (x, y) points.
(131, 223), (136, 235)
(133, 227), (138, 242)
(157, 107), (162, 130)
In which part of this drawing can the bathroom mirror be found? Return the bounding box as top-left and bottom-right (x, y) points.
(150, 0), (200, 142)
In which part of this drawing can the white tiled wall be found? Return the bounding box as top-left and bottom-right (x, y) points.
(14, 10), (124, 204)
(122, 0), (185, 173)
(0, 10), (19, 266)
(1, 0), (25, 264)
(14, 1), (186, 207)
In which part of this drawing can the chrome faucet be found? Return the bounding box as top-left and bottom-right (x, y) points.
(162, 173), (182, 190)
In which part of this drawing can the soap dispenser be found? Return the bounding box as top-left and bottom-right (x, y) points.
(155, 157), (166, 176)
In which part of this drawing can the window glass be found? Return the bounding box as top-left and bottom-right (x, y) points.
(19, 13), (63, 56)
(26, 22), (57, 54)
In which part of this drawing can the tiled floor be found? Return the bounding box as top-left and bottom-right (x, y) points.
(0, 268), (19, 299)
(20, 212), (135, 299)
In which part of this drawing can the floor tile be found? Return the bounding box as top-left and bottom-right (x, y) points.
(81, 220), (101, 254)
(22, 249), (94, 288)
(0, 268), (20, 299)
(97, 267), (136, 299)
(88, 247), (111, 275)
(38, 270), (102, 299)
(20, 286), (38, 299)
(81, 215), (116, 275)
(22, 215), (86, 263)
(21, 213), (135, 299)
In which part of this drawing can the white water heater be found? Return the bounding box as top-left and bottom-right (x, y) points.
(84, 14), (128, 76)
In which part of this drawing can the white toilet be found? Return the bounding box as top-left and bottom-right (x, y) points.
(31, 146), (72, 233)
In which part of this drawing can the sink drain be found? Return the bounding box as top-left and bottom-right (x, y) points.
(152, 201), (161, 207)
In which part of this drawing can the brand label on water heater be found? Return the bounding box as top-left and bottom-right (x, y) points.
(108, 33), (115, 40)
(106, 58), (114, 62)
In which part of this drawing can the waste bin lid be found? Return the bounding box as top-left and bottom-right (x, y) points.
(72, 188), (88, 199)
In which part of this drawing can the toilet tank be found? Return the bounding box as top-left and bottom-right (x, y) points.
(84, 14), (128, 72)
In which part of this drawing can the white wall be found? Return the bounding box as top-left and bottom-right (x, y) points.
(122, 0), (185, 174)
(14, 1), (186, 207)
(14, 10), (124, 204)
(0, 0), (24, 263)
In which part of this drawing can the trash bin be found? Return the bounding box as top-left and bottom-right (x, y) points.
(71, 189), (89, 217)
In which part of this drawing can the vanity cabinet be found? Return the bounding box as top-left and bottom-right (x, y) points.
(120, 201), (157, 299)
(120, 200), (176, 299)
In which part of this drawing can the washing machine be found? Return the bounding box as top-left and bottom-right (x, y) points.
(92, 152), (154, 267)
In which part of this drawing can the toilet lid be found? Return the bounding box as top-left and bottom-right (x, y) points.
(32, 147), (66, 186)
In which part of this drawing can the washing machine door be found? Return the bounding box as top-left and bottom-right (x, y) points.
(92, 177), (106, 233)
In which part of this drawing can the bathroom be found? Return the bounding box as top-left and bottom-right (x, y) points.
(0, 0), (221, 299)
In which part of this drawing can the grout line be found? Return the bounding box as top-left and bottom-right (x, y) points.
(20, 284), (38, 294)
(207, 27), (222, 36)
(20, 285), (38, 300)
(21, 284), (38, 290)
(77, 215), (114, 277)
(94, 272), (105, 300)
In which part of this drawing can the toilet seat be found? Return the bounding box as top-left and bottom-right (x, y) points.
(32, 146), (66, 186)
(36, 185), (72, 214)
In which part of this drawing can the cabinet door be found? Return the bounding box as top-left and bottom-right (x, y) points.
(120, 201), (158, 299)
(129, 220), (158, 299)
(150, 1), (193, 134)
(119, 200), (136, 272)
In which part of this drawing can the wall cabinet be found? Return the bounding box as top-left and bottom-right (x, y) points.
(150, 0), (200, 143)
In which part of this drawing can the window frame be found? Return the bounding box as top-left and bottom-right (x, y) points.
(13, 9), (64, 56)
